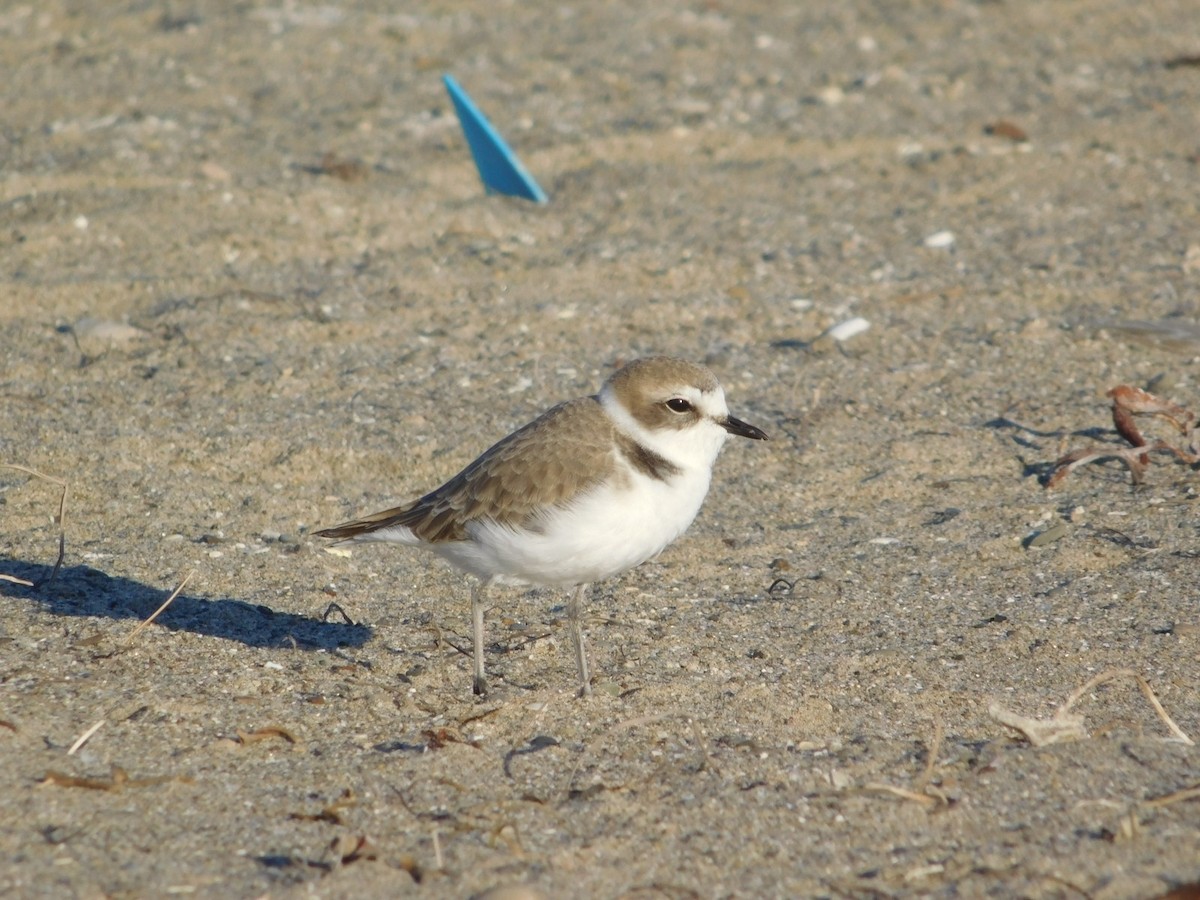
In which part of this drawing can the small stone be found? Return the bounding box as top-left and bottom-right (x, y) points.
(816, 85), (845, 106)
(984, 120), (1028, 142)
(829, 768), (852, 789)
(200, 160), (232, 182)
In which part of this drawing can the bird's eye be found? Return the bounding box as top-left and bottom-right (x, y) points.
(666, 398), (692, 413)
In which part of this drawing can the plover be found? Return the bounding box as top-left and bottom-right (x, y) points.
(316, 356), (768, 696)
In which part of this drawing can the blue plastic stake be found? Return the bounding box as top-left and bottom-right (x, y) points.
(443, 74), (548, 204)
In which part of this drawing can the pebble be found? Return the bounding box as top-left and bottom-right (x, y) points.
(923, 230), (956, 249)
(815, 85), (845, 106)
(1184, 243), (1200, 274)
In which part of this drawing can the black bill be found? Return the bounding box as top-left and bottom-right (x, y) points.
(722, 415), (769, 441)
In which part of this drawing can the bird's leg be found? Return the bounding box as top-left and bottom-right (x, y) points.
(471, 579), (491, 696)
(568, 582), (592, 697)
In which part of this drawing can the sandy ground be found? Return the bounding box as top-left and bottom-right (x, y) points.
(3, 1), (1200, 897)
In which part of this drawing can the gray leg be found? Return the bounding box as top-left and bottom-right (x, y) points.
(471, 579), (491, 696)
(568, 583), (592, 697)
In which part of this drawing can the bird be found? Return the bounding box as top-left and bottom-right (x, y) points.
(315, 356), (768, 697)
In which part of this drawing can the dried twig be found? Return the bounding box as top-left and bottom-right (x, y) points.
(1143, 784), (1200, 809)
(236, 726), (302, 747)
(913, 720), (944, 791)
(862, 782), (941, 809)
(1, 464), (68, 587)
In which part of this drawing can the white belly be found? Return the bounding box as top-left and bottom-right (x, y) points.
(435, 467), (713, 587)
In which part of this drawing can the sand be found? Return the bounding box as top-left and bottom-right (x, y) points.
(2, 1), (1199, 897)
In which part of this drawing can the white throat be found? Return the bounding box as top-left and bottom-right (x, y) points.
(599, 383), (730, 473)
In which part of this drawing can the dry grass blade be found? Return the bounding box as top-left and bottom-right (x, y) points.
(67, 720), (105, 755)
(862, 720), (950, 808)
(1143, 784), (1200, 809)
(41, 765), (192, 791)
(913, 720), (944, 791)
(41, 769), (126, 791)
(1, 464), (68, 587)
(1061, 668), (1194, 746)
(124, 570), (195, 643)
(862, 783), (940, 809)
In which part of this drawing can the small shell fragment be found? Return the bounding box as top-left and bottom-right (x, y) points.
(71, 317), (150, 344)
(1024, 521), (1068, 548)
(825, 317), (871, 342)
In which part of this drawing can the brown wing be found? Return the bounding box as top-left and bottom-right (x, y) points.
(315, 397), (619, 543)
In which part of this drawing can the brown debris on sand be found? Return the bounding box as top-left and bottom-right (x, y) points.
(1047, 385), (1199, 487)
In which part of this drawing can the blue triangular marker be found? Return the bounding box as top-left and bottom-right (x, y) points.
(443, 74), (548, 204)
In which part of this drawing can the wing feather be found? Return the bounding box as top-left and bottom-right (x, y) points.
(315, 397), (619, 543)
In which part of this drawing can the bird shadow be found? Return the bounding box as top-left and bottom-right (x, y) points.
(0, 556), (371, 650)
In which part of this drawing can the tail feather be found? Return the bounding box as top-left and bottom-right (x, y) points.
(314, 504), (413, 541)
